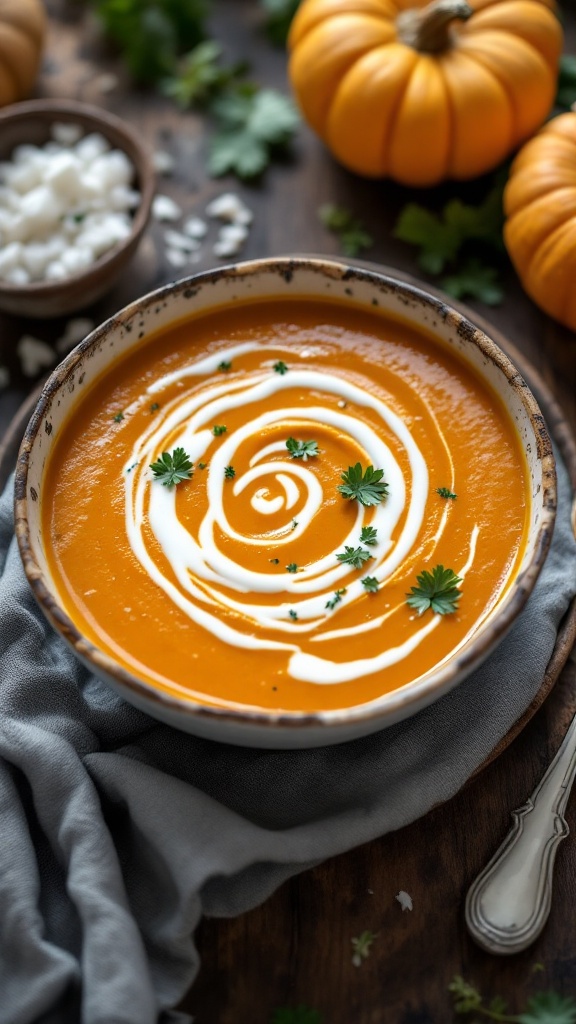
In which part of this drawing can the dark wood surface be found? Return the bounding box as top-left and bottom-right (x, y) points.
(1, 3), (576, 1021)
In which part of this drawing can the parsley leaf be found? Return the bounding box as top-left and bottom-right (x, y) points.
(325, 588), (346, 610)
(448, 975), (483, 1014)
(406, 565), (462, 616)
(286, 563), (299, 573)
(224, 465), (235, 479)
(441, 259), (504, 306)
(260, 0), (302, 46)
(288, 609), (298, 620)
(274, 360), (288, 374)
(212, 424), (227, 435)
(359, 525), (378, 545)
(318, 203), (373, 257)
(556, 54), (576, 110)
(336, 546), (372, 570)
(286, 437), (319, 460)
(162, 40), (248, 109)
(338, 463), (388, 507)
(113, 411), (124, 422)
(91, 0), (207, 85)
(351, 930), (377, 967)
(209, 87), (300, 180)
(519, 992), (576, 1024)
(271, 1006), (322, 1024)
(436, 487), (457, 500)
(218, 359), (232, 371)
(150, 447), (193, 487)
(361, 576), (379, 592)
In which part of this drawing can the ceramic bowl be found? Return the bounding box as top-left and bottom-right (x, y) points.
(0, 98), (155, 318)
(14, 258), (557, 747)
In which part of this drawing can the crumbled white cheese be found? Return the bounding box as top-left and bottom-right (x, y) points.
(0, 125), (139, 285)
(213, 222), (249, 258)
(165, 247), (189, 269)
(395, 890), (413, 912)
(152, 194), (182, 222)
(0, 365), (9, 390)
(153, 150), (176, 175)
(183, 215), (208, 239)
(206, 192), (252, 225)
(163, 229), (201, 253)
(55, 317), (95, 354)
(17, 335), (54, 377)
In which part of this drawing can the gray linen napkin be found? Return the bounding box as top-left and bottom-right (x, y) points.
(1, 453), (575, 1024)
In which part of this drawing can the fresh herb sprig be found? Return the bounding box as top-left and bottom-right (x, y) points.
(361, 576), (379, 593)
(325, 588), (346, 610)
(406, 565), (462, 616)
(437, 487), (457, 500)
(319, 203), (373, 258)
(150, 447), (193, 487)
(286, 437), (319, 460)
(209, 85), (300, 180)
(162, 40), (248, 109)
(360, 525), (378, 545)
(351, 930), (378, 967)
(449, 974), (576, 1024)
(336, 546), (372, 570)
(338, 464), (388, 507)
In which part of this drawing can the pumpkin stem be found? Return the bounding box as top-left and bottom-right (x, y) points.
(396, 0), (473, 53)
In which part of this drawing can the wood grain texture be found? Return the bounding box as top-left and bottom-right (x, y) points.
(0, 2), (575, 1022)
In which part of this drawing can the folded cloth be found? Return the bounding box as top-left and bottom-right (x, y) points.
(1, 451), (575, 1024)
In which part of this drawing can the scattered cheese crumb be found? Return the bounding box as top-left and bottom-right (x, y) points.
(183, 216), (208, 239)
(51, 122), (83, 146)
(55, 317), (95, 354)
(165, 247), (189, 268)
(163, 229), (200, 253)
(0, 365), (9, 390)
(153, 150), (176, 175)
(395, 890), (413, 912)
(152, 194), (182, 222)
(17, 335), (54, 377)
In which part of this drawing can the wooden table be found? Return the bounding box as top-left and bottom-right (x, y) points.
(1, 3), (575, 1020)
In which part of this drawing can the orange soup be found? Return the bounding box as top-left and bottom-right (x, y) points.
(43, 298), (529, 712)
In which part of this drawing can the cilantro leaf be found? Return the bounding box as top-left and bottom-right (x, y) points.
(361, 576), (379, 592)
(288, 609), (298, 620)
(519, 992), (576, 1024)
(218, 360), (232, 371)
(209, 88), (299, 180)
(286, 437), (319, 460)
(274, 360), (288, 374)
(162, 40), (249, 109)
(336, 546), (372, 570)
(436, 487), (457, 500)
(150, 447), (193, 487)
(260, 0), (302, 46)
(448, 975), (483, 1014)
(325, 588), (346, 610)
(286, 563), (299, 573)
(556, 54), (576, 110)
(338, 463), (388, 507)
(351, 930), (377, 967)
(318, 203), (373, 257)
(271, 1006), (322, 1024)
(359, 525), (378, 545)
(212, 424), (227, 436)
(441, 260), (504, 306)
(406, 565), (462, 616)
(224, 465), (236, 479)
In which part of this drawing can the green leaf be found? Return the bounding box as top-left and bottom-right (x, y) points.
(260, 0), (302, 46)
(336, 546), (372, 570)
(359, 525), (378, 545)
(441, 260), (504, 306)
(208, 88), (299, 180)
(274, 360), (289, 374)
(325, 588), (346, 610)
(351, 930), (378, 966)
(212, 424), (227, 435)
(224, 465), (236, 479)
(556, 54), (576, 110)
(150, 447), (193, 487)
(406, 565), (462, 616)
(286, 437), (319, 460)
(361, 576), (379, 592)
(436, 487), (457, 500)
(337, 463), (389, 507)
(318, 203), (373, 258)
(286, 563), (299, 573)
(162, 40), (249, 109)
(519, 992), (576, 1024)
(271, 1006), (322, 1024)
(448, 975), (483, 1014)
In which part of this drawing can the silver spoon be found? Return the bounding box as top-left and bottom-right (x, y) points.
(465, 710), (576, 954)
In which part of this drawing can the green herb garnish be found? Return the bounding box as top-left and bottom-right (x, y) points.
(198, 462), (207, 469)
(406, 565), (462, 616)
(150, 402), (160, 413)
(113, 412), (124, 423)
(436, 487), (457, 500)
(288, 609), (298, 620)
(292, 519), (298, 529)
(274, 360), (288, 374)
(359, 525), (378, 545)
(361, 576), (379, 593)
(319, 203), (373, 258)
(449, 974), (576, 1023)
(213, 424), (227, 436)
(161, 40), (248, 109)
(325, 588), (346, 610)
(286, 437), (319, 460)
(286, 563), (298, 573)
(224, 465), (236, 479)
(218, 359), (232, 372)
(150, 447), (193, 487)
(338, 464), (388, 507)
(336, 546), (372, 570)
(209, 86), (300, 180)
(351, 930), (378, 967)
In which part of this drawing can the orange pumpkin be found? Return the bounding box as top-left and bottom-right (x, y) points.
(288, 0), (563, 186)
(504, 112), (576, 332)
(0, 0), (46, 108)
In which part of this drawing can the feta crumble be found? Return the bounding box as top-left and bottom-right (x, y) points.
(395, 890), (413, 912)
(17, 335), (54, 377)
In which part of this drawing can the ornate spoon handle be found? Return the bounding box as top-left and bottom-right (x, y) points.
(465, 711), (576, 954)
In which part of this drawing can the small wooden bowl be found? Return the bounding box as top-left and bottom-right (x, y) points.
(0, 99), (155, 318)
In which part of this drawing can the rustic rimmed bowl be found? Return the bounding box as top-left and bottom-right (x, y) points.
(14, 257), (557, 747)
(0, 98), (155, 318)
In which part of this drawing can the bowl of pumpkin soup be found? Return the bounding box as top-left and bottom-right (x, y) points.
(14, 258), (556, 747)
